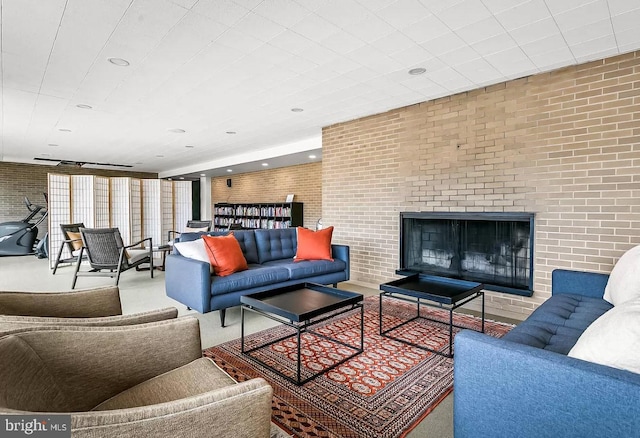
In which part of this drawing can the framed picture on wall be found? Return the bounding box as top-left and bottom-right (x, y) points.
(285, 194), (294, 202)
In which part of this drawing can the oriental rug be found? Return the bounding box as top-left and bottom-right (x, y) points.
(204, 295), (513, 438)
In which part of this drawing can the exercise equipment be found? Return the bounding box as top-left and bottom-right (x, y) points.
(0, 196), (48, 256)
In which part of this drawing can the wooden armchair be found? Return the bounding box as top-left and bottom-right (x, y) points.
(52, 222), (85, 274)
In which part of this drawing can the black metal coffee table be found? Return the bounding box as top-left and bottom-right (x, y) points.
(379, 273), (484, 357)
(240, 283), (364, 385)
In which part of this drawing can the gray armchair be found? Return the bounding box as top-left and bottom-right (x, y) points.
(0, 286), (178, 335)
(0, 317), (274, 437)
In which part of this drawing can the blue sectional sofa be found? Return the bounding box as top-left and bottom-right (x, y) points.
(165, 228), (350, 326)
(454, 269), (640, 438)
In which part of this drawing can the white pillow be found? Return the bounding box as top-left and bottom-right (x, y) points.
(568, 298), (640, 374)
(183, 226), (209, 233)
(174, 239), (210, 267)
(604, 245), (640, 305)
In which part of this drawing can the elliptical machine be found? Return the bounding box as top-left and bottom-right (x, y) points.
(0, 196), (48, 256)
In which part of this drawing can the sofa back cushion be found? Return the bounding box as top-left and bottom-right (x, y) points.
(178, 231), (259, 264)
(254, 228), (297, 264)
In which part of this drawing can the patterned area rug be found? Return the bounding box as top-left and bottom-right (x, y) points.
(204, 296), (512, 438)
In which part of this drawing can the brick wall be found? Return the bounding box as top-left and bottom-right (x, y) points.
(211, 162), (322, 229)
(323, 51), (640, 320)
(0, 162), (156, 236)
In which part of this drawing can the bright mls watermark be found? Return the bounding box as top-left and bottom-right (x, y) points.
(1, 415), (70, 437)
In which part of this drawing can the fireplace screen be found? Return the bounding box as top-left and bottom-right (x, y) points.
(400, 212), (534, 295)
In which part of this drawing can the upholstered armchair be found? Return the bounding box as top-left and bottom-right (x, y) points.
(0, 286), (178, 335)
(0, 317), (274, 437)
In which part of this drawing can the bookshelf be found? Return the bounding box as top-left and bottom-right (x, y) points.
(214, 202), (303, 231)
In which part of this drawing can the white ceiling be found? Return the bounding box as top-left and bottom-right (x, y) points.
(2, 0), (640, 179)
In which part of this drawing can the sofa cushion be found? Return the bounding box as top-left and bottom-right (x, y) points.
(568, 298), (640, 374)
(502, 294), (612, 355)
(211, 265), (290, 295)
(231, 230), (259, 264)
(294, 226), (334, 261)
(202, 234), (248, 277)
(92, 357), (234, 411)
(254, 228), (296, 264)
(604, 244), (640, 306)
(263, 259), (347, 280)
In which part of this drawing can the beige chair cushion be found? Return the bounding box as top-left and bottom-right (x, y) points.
(0, 308), (178, 334)
(0, 336), (72, 412)
(93, 358), (235, 411)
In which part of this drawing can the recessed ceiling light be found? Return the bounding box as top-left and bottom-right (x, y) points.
(200, 173), (206, 177)
(291, 108), (304, 112)
(226, 131), (237, 135)
(48, 143), (59, 147)
(179, 177), (185, 180)
(58, 128), (72, 132)
(76, 104), (92, 109)
(308, 154), (316, 159)
(107, 57), (130, 67)
(168, 128), (186, 133)
(185, 145), (195, 149)
(168, 178), (172, 181)
(408, 67), (426, 75)
(226, 169), (233, 173)
(261, 163), (269, 167)
(156, 155), (164, 158)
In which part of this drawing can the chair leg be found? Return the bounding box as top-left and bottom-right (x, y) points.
(220, 309), (226, 327)
(150, 256), (154, 278)
(71, 248), (84, 289)
(52, 241), (66, 275)
(115, 267), (122, 286)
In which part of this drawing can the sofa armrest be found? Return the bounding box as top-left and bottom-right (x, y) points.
(69, 377), (273, 438)
(0, 286), (122, 317)
(332, 244), (350, 280)
(551, 269), (609, 298)
(165, 254), (212, 313)
(454, 330), (640, 438)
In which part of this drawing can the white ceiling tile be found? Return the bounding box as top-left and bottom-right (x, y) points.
(421, 33), (467, 57)
(169, 0), (199, 9)
(570, 34), (618, 61)
(347, 13), (396, 42)
(370, 31), (417, 56)
(484, 47), (538, 76)
(481, 0), (530, 14)
(378, 0), (431, 28)
(544, 0), (600, 15)
(607, 0), (640, 15)
(553, 0), (610, 31)
(252, 0), (312, 27)
(388, 45), (435, 65)
(495, 0), (553, 31)
(215, 28), (264, 53)
(232, 0), (265, 9)
(400, 14), (449, 44)
(291, 14), (341, 41)
(617, 28), (640, 52)
(319, 32), (367, 56)
(192, 0), (251, 26)
(355, 0), (399, 11)
(314, 0), (371, 29)
(455, 58), (502, 83)
(521, 34), (567, 58)
(434, 0), (492, 30)
(562, 19), (614, 46)
(528, 46), (576, 70)
(233, 12), (286, 42)
(471, 33), (518, 56)
(268, 30), (315, 55)
(418, 0), (464, 14)
(456, 16), (506, 45)
(439, 46), (481, 67)
(611, 8), (640, 32)
(346, 45), (404, 74)
(508, 18), (561, 45)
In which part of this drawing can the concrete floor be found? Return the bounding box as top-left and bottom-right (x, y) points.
(0, 253), (506, 438)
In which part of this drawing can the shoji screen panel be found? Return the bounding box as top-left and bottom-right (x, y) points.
(173, 181), (192, 231)
(142, 180), (162, 247)
(47, 173), (71, 269)
(110, 177), (142, 246)
(94, 177), (110, 228)
(71, 176), (109, 227)
(161, 180), (174, 246)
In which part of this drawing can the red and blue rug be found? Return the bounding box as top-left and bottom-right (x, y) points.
(204, 295), (513, 438)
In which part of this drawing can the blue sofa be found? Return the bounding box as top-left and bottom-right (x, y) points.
(164, 228), (350, 326)
(454, 269), (640, 438)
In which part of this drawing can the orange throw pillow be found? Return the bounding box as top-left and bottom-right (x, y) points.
(201, 234), (248, 276)
(295, 226), (334, 262)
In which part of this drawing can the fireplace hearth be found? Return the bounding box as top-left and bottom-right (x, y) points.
(400, 212), (534, 296)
